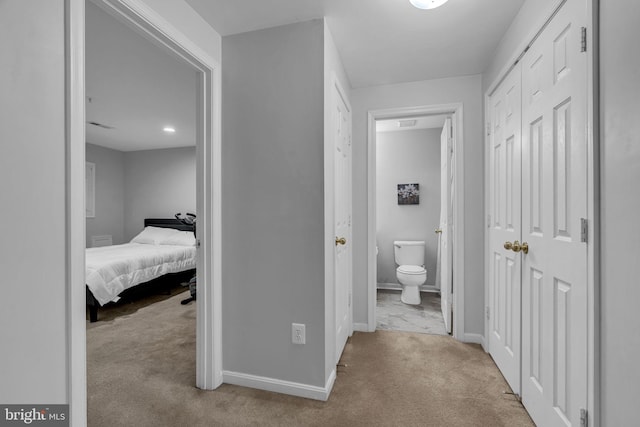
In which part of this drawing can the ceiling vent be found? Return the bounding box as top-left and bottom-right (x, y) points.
(397, 119), (417, 128)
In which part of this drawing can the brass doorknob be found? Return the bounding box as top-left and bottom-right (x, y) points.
(335, 237), (346, 246)
(521, 242), (529, 254)
(504, 241), (513, 250)
(435, 228), (442, 234)
(512, 240), (522, 252)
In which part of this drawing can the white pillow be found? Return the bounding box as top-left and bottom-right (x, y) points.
(159, 230), (196, 246)
(130, 226), (179, 245)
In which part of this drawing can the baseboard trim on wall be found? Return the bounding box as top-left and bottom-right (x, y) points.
(223, 369), (336, 401)
(353, 322), (371, 332)
(377, 283), (439, 293)
(462, 333), (486, 350)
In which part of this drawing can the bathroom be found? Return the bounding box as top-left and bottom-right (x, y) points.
(375, 114), (452, 335)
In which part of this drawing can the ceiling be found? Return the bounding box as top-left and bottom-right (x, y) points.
(85, 0), (525, 151)
(86, 2), (196, 152)
(376, 114), (448, 133)
(186, 0), (525, 88)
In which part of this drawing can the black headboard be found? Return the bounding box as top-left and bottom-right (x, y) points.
(144, 218), (194, 232)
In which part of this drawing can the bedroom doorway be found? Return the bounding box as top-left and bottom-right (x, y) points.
(67, 0), (222, 420)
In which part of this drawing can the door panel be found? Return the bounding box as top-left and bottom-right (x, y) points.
(488, 63), (522, 394)
(440, 117), (453, 334)
(334, 84), (352, 363)
(520, 0), (588, 425)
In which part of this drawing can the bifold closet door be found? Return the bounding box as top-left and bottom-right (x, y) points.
(488, 63), (523, 394)
(520, 0), (589, 424)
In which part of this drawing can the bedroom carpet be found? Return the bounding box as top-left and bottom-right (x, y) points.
(87, 293), (534, 427)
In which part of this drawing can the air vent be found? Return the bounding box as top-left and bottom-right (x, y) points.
(87, 121), (115, 130)
(397, 119), (417, 128)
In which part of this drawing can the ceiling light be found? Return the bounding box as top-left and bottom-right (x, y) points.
(409, 0), (449, 10)
(163, 127), (176, 133)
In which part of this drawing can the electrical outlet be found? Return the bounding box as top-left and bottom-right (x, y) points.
(292, 323), (306, 345)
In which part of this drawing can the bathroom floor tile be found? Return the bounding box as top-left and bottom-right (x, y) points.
(376, 289), (448, 335)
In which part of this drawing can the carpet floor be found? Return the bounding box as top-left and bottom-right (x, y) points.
(87, 293), (534, 427)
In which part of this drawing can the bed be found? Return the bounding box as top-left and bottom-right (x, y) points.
(86, 218), (196, 322)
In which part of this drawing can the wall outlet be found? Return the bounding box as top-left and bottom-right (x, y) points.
(292, 323), (306, 345)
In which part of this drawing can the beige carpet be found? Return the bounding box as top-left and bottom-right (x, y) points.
(87, 293), (534, 427)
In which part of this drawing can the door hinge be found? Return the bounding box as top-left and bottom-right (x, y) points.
(580, 218), (588, 243)
(486, 306), (490, 320)
(581, 27), (587, 52)
(486, 123), (491, 136)
(348, 292), (352, 308)
(196, 239), (201, 248)
(487, 215), (492, 228)
(580, 408), (588, 427)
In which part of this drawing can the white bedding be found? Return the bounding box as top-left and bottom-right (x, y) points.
(86, 243), (196, 306)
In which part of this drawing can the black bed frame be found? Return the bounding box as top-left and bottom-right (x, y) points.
(86, 218), (195, 322)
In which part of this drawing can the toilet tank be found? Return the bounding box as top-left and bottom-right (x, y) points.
(394, 241), (425, 266)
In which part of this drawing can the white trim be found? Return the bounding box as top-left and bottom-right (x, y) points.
(353, 323), (370, 332)
(376, 283), (439, 293)
(462, 333), (486, 350)
(223, 370), (336, 402)
(66, 1), (86, 425)
(84, 161), (95, 218)
(367, 104), (465, 340)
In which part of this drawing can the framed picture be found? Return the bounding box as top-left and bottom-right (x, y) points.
(86, 161), (95, 218)
(398, 183), (419, 205)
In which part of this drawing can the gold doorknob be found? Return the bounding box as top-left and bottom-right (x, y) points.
(512, 240), (522, 252)
(504, 241), (513, 250)
(435, 228), (442, 234)
(335, 237), (346, 246)
(521, 242), (529, 254)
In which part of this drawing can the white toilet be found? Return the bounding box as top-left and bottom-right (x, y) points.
(394, 240), (427, 305)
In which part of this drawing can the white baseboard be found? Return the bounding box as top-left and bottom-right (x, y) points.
(377, 283), (439, 293)
(223, 369), (336, 401)
(353, 322), (370, 332)
(462, 333), (486, 350)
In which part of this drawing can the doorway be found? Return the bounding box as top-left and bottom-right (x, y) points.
(366, 104), (465, 339)
(66, 0), (222, 420)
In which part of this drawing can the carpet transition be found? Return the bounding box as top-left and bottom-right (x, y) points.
(87, 293), (533, 426)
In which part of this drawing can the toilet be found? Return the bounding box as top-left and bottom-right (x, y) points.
(394, 240), (427, 305)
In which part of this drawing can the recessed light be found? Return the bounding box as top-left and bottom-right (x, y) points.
(410, 0), (449, 10)
(163, 127), (176, 133)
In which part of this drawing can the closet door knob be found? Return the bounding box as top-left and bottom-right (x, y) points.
(335, 237), (347, 246)
(435, 228), (442, 234)
(504, 241), (513, 250)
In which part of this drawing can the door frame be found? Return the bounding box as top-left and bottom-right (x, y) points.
(66, 0), (223, 423)
(482, 0), (599, 423)
(366, 103), (465, 340)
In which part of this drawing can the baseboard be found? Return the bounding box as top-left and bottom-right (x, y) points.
(353, 322), (370, 332)
(377, 283), (439, 293)
(462, 333), (486, 349)
(223, 369), (336, 401)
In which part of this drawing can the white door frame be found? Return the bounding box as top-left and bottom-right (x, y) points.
(482, 0), (599, 423)
(366, 103), (465, 340)
(66, 0), (223, 423)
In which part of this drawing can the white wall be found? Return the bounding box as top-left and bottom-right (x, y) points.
(86, 143), (125, 246)
(0, 0), (68, 404)
(599, 0), (640, 424)
(222, 20), (327, 388)
(123, 147), (196, 241)
(351, 75), (484, 335)
(376, 128), (441, 287)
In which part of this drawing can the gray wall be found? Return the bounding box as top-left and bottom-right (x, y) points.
(351, 75), (485, 335)
(376, 129), (441, 286)
(222, 20), (326, 387)
(124, 147), (196, 241)
(600, 0), (640, 424)
(86, 143), (125, 246)
(0, 0), (68, 404)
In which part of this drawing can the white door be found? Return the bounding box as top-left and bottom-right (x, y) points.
(439, 117), (453, 334)
(488, 63), (523, 394)
(334, 83), (352, 363)
(520, 0), (588, 424)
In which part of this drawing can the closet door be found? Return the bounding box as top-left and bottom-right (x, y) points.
(520, 0), (588, 424)
(488, 63), (522, 394)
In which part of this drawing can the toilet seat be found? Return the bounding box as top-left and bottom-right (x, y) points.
(397, 265), (426, 275)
